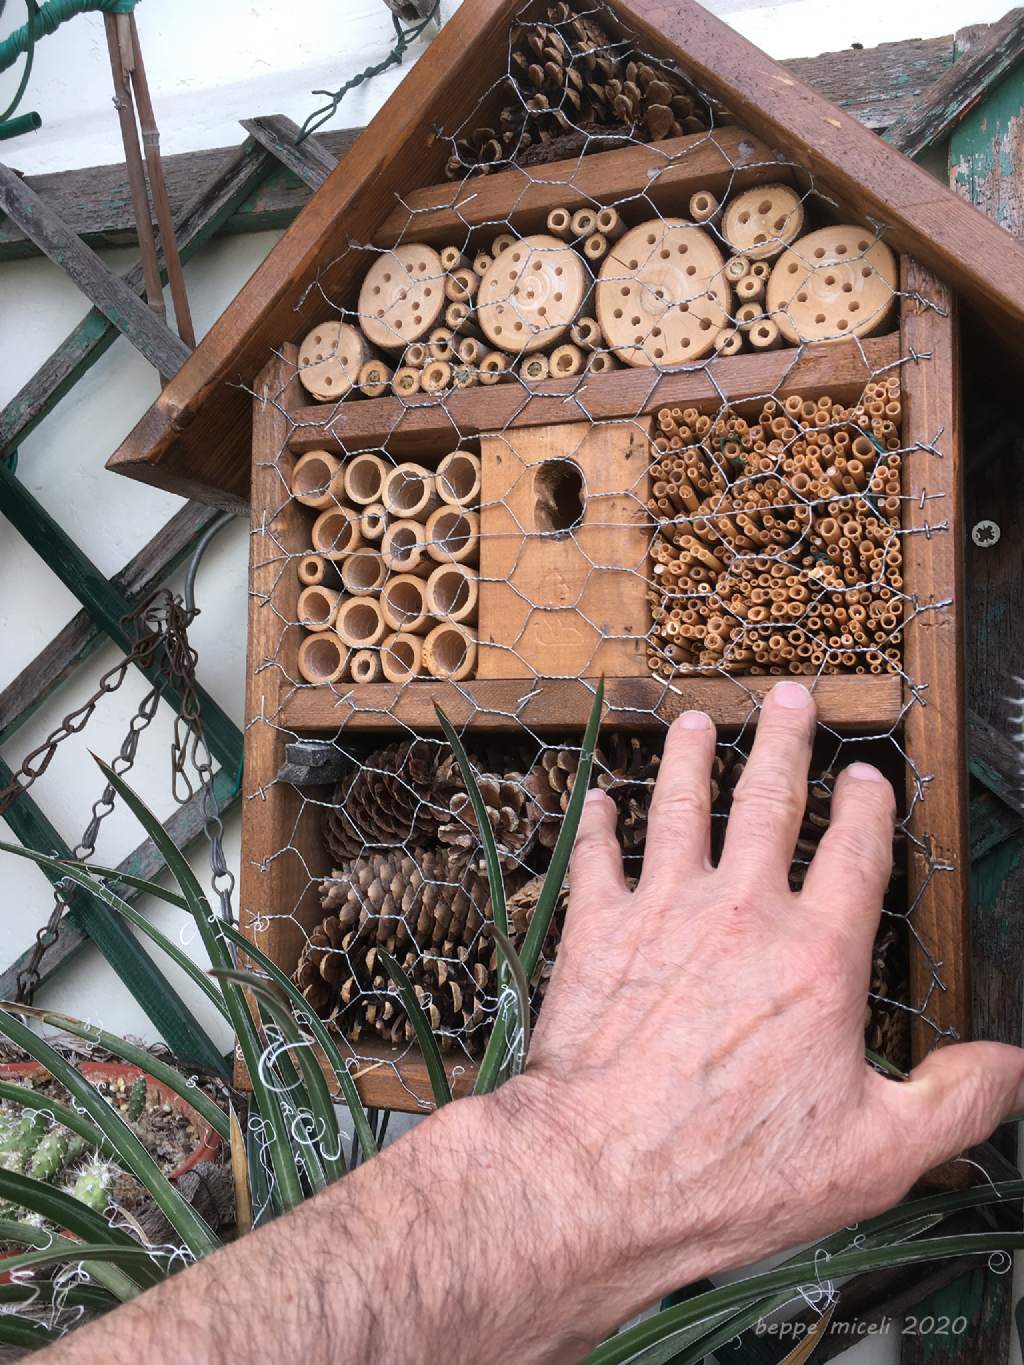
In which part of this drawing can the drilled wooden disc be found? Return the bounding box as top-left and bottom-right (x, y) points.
(722, 184), (804, 261)
(476, 235), (586, 355)
(296, 321), (368, 401)
(357, 244), (445, 350)
(767, 227), (898, 344)
(595, 218), (730, 366)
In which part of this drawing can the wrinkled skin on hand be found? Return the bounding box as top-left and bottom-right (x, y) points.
(496, 682), (1024, 1329)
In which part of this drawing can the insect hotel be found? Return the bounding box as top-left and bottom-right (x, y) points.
(106, 0), (1024, 1113)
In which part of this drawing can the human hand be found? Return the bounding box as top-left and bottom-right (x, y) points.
(490, 680), (1024, 1347)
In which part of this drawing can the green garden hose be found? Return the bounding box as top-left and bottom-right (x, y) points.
(0, 0), (139, 75)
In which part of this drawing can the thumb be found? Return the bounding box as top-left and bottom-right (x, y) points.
(882, 1041), (1024, 1170)
(566, 789), (627, 917)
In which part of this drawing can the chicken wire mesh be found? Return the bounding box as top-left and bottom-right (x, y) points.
(241, 0), (959, 1114)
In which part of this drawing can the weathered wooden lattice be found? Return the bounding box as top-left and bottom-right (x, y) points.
(235, 1), (968, 1113)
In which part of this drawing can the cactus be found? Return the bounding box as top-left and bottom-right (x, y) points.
(28, 1127), (69, 1182)
(126, 1075), (148, 1124)
(67, 1158), (116, 1214)
(0, 1111), (46, 1172)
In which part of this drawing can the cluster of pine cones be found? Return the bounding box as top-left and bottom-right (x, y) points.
(294, 736), (909, 1068)
(445, 2), (712, 179)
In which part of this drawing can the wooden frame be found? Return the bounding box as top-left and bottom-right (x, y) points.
(106, 0), (1024, 511)
(240, 244), (968, 1109)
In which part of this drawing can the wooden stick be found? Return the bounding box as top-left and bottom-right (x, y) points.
(583, 232), (608, 263)
(479, 350), (511, 384)
(570, 316), (603, 350)
(422, 622), (477, 680)
(296, 630), (351, 685)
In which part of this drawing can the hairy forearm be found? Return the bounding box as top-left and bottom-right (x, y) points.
(42, 1086), (699, 1365)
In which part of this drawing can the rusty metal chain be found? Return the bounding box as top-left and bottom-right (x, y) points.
(14, 514), (238, 999)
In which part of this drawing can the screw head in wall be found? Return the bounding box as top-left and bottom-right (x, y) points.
(972, 519), (1001, 547)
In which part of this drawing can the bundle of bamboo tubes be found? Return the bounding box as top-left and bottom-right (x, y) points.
(646, 379), (904, 677)
(290, 449), (481, 685)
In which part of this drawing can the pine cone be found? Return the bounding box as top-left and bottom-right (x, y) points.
(438, 769), (548, 869)
(322, 740), (462, 864)
(865, 928), (911, 1073)
(296, 854), (568, 1054)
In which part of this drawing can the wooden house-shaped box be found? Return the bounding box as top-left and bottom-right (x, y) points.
(106, 0), (1024, 1111)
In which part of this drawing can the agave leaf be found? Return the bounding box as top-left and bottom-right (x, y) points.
(0, 1220), (145, 1303)
(777, 1303), (836, 1365)
(0, 1282), (116, 1311)
(214, 970), (346, 1187)
(87, 756), (304, 1214)
(378, 948), (452, 1108)
(0, 1240), (173, 1282)
(8, 1003), (229, 1143)
(0, 1318), (62, 1349)
(0, 1008), (218, 1259)
(230, 1107), (253, 1236)
(0, 839), (188, 910)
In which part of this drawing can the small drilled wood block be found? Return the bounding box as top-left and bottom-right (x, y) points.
(596, 219), (730, 365)
(296, 321), (369, 401)
(477, 420), (650, 678)
(357, 243), (445, 350)
(722, 183), (804, 260)
(767, 227), (897, 344)
(476, 235), (586, 355)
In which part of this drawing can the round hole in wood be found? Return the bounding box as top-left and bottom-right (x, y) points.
(533, 459), (584, 534)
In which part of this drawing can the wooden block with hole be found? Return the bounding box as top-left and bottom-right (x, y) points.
(476, 421), (651, 677)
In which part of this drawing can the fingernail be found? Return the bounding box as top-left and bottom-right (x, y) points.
(675, 709), (711, 731)
(846, 761), (887, 784)
(770, 681), (811, 709)
(584, 787), (608, 804)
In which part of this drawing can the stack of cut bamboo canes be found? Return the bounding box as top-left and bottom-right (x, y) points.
(646, 378), (904, 677)
(290, 449), (481, 685)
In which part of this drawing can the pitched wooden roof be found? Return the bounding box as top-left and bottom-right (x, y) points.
(106, 0), (1024, 508)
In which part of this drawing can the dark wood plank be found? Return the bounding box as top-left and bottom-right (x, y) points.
(899, 257), (970, 1065)
(240, 115), (338, 191)
(0, 135), (274, 457)
(0, 162), (191, 380)
(288, 333), (900, 459)
(0, 36), (957, 263)
(0, 502), (223, 743)
(948, 27), (1024, 240)
(968, 708), (1024, 824)
(884, 8), (1024, 158)
(612, 0), (1024, 347)
(279, 673), (902, 733)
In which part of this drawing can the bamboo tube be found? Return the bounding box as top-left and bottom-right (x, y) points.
(312, 505), (363, 559)
(297, 631), (350, 685)
(736, 274), (765, 304)
(445, 301), (479, 336)
(297, 585), (342, 631)
(735, 304), (763, 331)
(595, 206), (624, 241)
(436, 451), (481, 508)
(350, 649), (382, 684)
(479, 350), (511, 384)
(546, 207), (573, 239)
(520, 353), (550, 383)
(445, 267), (478, 302)
(382, 519), (432, 576)
(455, 335), (483, 367)
(714, 328), (742, 356)
(421, 360), (452, 393)
(340, 549), (388, 595)
(725, 255), (750, 282)
(451, 363), (478, 390)
(570, 207), (597, 238)
(491, 232), (515, 257)
(383, 463), (441, 519)
(549, 343), (585, 377)
(583, 232), (608, 263)
(426, 562), (478, 623)
(422, 622), (477, 681)
(586, 351), (620, 373)
(392, 366), (421, 398)
(426, 506), (479, 564)
(439, 245), (466, 271)
(689, 189), (719, 223)
(381, 574), (432, 634)
(360, 503), (388, 542)
(335, 595), (386, 648)
(291, 450), (341, 509)
(472, 252), (493, 277)
(357, 359), (391, 398)
(344, 452), (389, 506)
(570, 316), (603, 350)
(297, 553), (339, 587)
(749, 318), (781, 350)
(380, 632), (423, 683)
(427, 327), (455, 361)
(750, 260), (771, 280)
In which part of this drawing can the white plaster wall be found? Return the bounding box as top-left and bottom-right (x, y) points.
(0, 4), (1019, 1359)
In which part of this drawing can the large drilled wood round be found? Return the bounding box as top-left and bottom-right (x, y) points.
(722, 184), (804, 261)
(357, 244), (445, 351)
(476, 234), (586, 355)
(595, 218), (730, 366)
(296, 321), (369, 401)
(767, 227), (898, 344)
